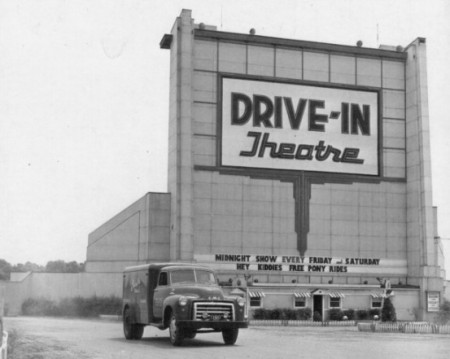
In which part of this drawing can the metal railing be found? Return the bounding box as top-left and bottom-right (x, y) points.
(250, 320), (450, 334)
(250, 319), (356, 326)
(358, 322), (450, 334)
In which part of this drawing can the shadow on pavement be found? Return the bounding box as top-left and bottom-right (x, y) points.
(109, 336), (232, 348)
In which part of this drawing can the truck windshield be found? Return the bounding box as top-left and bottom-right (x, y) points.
(195, 269), (216, 284)
(170, 269), (216, 285)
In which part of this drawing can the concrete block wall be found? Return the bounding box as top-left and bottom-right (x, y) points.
(309, 181), (407, 260)
(193, 172), (297, 255)
(86, 192), (170, 273)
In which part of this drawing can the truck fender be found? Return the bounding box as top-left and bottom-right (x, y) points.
(162, 295), (185, 326)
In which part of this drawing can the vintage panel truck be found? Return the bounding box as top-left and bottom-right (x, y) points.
(122, 263), (248, 346)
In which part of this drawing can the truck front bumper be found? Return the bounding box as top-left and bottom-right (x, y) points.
(177, 320), (248, 330)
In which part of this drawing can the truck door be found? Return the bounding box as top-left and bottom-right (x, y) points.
(136, 270), (148, 323)
(153, 271), (171, 320)
(147, 268), (159, 322)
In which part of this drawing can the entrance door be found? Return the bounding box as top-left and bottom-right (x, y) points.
(313, 295), (323, 321)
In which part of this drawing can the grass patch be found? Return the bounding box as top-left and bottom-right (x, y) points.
(7, 329), (18, 358)
(6, 329), (89, 359)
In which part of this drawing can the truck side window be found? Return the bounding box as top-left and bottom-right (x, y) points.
(158, 272), (168, 286)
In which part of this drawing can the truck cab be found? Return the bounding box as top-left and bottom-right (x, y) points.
(122, 263), (248, 346)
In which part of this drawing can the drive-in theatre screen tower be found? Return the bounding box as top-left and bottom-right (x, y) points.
(86, 10), (446, 322)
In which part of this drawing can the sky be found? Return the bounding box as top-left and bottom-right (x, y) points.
(1, 0), (450, 277)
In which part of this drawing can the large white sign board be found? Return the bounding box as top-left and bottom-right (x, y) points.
(221, 78), (379, 176)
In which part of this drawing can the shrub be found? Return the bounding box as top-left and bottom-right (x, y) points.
(21, 296), (122, 317)
(295, 308), (312, 320)
(369, 308), (381, 319)
(72, 296), (122, 317)
(281, 308), (296, 320)
(356, 309), (369, 320)
(251, 308), (312, 320)
(252, 308), (267, 319)
(269, 308), (282, 319)
(58, 297), (79, 317)
(313, 311), (322, 322)
(22, 298), (60, 316)
(329, 308), (344, 321)
(381, 297), (397, 322)
(343, 309), (355, 320)
(436, 300), (450, 325)
(3, 303), (9, 316)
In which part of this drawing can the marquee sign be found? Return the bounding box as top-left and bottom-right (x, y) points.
(221, 77), (380, 176)
(194, 254), (407, 275)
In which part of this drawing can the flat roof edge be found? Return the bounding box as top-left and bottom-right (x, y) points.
(194, 29), (407, 61)
(123, 263), (209, 272)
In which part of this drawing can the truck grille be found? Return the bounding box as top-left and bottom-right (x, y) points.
(193, 302), (234, 321)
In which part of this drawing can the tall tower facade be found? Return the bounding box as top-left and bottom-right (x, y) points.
(162, 10), (444, 320)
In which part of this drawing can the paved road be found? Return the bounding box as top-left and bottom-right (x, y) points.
(4, 317), (450, 359)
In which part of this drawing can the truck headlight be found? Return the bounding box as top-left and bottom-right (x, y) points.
(178, 296), (188, 306)
(236, 297), (245, 307)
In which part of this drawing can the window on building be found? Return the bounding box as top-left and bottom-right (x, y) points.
(250, 297), (262, 307)
(329, 297), (341, 308)
(371, 297), (382, 308)
(294, 297), (306, 308)
(248, 291), (264, 307)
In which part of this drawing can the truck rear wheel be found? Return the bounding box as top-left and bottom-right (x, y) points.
(184, 330), (196, 339)
(123, 308), (144, 340)
(169, 314), (184, 346)
(133, 324), (144, 340)
(222, 328), (239, 345)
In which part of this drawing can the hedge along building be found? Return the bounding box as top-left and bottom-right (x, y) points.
(86, 9), (446, 321)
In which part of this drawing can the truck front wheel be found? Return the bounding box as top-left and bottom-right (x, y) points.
(222, 328), (239, 345)
(169, 314), (184, 346)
